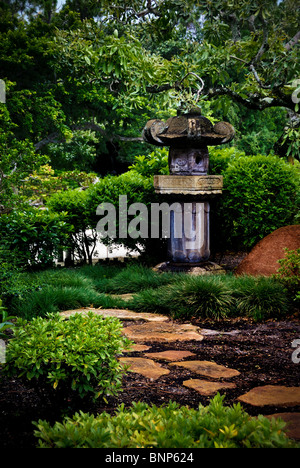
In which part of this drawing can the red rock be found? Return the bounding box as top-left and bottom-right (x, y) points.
(235, 225), (300, 276)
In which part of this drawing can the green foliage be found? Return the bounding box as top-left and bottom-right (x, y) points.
(0, 207), (71, 268)
(100, 264), (179, 294)
(212, 154), (300, 250)
(3, 312), (131, 399)
(46, 130), (100, 172)
(128, 274), (291, 322)
(4, 263), (292, 322)
(0, 103), (48, 213)
(20, 164), (98, 205)
(0, 299), (15, 338)
(33, 394), (299, 448)
(274, 248), (300, 302)
(230, 275), (290, 321)
(128, 148), (169, 177)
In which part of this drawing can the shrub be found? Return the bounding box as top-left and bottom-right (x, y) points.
(167, 276), (235, 320)
(3, 312), (131, 400)
(33, 394), (299, 448)
(231, 276), (290, 321)
(210, 153), (299, 251)
(128, 274), (291, 321)
(47, 189), (97, 264)
(128, 147), (169, 177)
(274, 248), (300, 302)
(0, 207), (71, 269)
(85, 170), (165, 263)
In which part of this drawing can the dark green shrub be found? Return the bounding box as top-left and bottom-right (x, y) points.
(274, 248), (300, 302)
(0, 207), (71, 269)
(33, 394), (299, 448)
(128, 148), (169, 177)
(167, 276), (235, 320)
(128, 274), (292, 321)
(210, 153), (299, 251)
(3, 312), (131, 400)
(230, 276), (290, 321)
(47, 189), (97, 264)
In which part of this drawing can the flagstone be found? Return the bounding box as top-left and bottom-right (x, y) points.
(122, 344), (151, 353)
(183, 379), (236, 396)
(59, 308), (168, 322)
(144, 350), (196, 361)
(237, 385), (300, 407)
(170, 360), (240, 379)
(119, 357), (170, 380)
(264, 413), (300, 441)
(122, 321), (203, 343)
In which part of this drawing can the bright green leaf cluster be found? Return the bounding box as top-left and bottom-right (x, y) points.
(3, 312), (132, 399)
(33, 394), (299, 448)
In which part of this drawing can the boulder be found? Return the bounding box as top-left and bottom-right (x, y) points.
(235, 225), (300, 276)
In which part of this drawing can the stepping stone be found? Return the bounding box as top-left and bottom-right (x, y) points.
(170, 360), (240, 379)
(265, 413), (300, 441)
(183, 379), (236, 396)
(238, 386), (300, 407)
(119, 357), (170, 380)
(122, 321), (203, 343)
(122, 344), (151, 353)
(60, 308), (168, 322)
(144, 350), (196, 361)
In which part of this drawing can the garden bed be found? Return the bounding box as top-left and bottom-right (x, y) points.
(1, 315), (299, 448)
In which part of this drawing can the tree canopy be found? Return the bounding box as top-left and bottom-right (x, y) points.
(0, 0), (299, 214)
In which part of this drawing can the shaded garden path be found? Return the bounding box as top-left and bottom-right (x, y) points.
(1, 307), (300, 447)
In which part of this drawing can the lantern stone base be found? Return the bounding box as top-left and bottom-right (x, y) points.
(153, 175), (223, 265)
(153, 175), (223, 197)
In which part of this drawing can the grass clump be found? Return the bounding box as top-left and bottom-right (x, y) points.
(33, 394), (299, 448)
(231, 275), (290, 321)
(128, 274), (291, 322)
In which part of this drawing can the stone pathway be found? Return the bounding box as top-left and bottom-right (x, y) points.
(59, 307), (300, 441)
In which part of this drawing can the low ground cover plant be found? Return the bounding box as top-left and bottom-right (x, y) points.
(5, 264), (294, 322)
(128, 273), (291, 321)
(33, 394), (299, 448)
(3, 312), (132, 400)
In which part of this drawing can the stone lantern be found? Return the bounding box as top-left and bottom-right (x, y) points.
(142, 107), (235, 270)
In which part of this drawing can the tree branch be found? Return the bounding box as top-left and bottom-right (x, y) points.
(285, 30), (300, 51)
(34, 122), (143, 150)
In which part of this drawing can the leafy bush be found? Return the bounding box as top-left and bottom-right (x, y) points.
(128, 147), (169, 177)
(274, 248), (300, 302)
(85, 170), (165, 262)
(0, 299), (15, 338)
(0, 207), (71, 269)
(3, 312), (131, 399)
(211, 154), (299, 251)
(33, 394), (299, 448)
